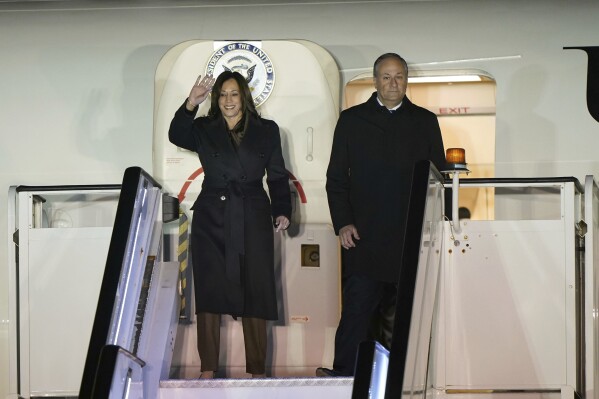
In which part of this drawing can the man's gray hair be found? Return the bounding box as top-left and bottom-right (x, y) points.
(373, 53), (408, 77)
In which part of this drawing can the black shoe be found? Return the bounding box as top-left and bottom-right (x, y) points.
(315, 367), (343, 377)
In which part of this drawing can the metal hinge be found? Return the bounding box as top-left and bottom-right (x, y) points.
(576, 220), (587, 238)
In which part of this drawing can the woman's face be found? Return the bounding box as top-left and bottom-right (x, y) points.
(218, 78), (243, 125)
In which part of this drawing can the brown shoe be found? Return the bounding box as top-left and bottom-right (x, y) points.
(199, 371), (215, 379)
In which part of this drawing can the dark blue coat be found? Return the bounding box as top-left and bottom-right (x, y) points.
(169, 104), (291, 319)
(326, 93), (447, 283)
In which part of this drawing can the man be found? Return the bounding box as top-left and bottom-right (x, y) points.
(317, 53), (447, 377)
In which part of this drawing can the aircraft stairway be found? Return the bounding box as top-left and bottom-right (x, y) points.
(89, 343), (353, 399)
(8, 152), (599, 399)
(74, 163), (599, 399)
(76, 162), (448, 399)
(76, 166), (359, 399)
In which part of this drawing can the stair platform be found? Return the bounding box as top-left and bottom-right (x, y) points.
(159, 376), (354, 399)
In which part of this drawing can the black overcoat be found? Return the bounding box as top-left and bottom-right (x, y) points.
(326, 93), (447, 283)
(169, 103), (291, 320)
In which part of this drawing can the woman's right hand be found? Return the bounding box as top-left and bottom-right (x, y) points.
(186, 74), (216, 110)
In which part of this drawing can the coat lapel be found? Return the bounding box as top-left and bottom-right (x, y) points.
(205, 116), (266, 178)
(354, 93), (393, 132)
(355, 93), (414, 132)
(206, 118), (245, 175)
(236, 117), (263, 170)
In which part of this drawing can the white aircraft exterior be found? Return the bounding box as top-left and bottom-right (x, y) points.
(2, 1), (599, 398)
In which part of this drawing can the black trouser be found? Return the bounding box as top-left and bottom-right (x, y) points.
(333, 274), (397, 375)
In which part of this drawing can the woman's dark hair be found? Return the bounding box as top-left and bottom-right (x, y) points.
(208, 71), (259, 133)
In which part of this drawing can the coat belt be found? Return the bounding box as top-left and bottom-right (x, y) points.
(202, 179), (264, 283)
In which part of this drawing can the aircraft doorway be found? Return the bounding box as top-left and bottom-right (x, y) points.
(344, 71), (497, 220)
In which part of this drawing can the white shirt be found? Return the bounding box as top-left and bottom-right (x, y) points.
(377, 97), (402, 112)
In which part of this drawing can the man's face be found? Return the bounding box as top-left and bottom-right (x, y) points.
(374, 58), (407, 108)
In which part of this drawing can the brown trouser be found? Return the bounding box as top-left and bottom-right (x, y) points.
(196, 312), (267, 375)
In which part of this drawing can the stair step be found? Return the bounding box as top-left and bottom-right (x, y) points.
(159, 377), (353, 399)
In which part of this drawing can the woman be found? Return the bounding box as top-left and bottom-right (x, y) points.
(169, 71), (291, 378)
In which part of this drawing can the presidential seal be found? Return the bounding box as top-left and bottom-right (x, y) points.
(206, 42), (275, 107)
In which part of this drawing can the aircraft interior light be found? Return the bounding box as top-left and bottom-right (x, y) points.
(409, 75), (482, 83)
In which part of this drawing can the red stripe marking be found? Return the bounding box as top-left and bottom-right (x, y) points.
(178, 167), (204, 203)
(287, 170), (307, 203)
